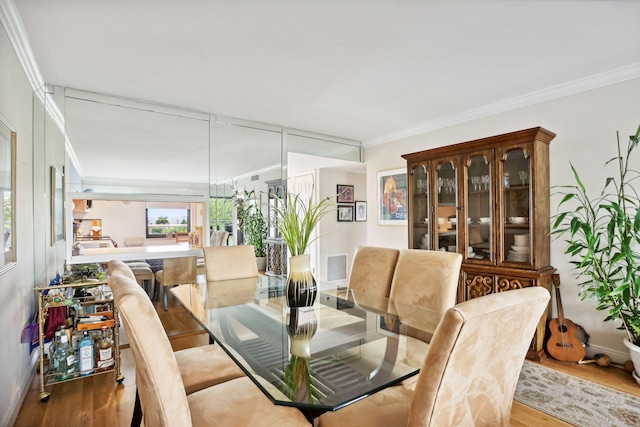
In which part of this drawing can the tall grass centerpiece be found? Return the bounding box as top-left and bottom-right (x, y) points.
(272, 191), (336, 307)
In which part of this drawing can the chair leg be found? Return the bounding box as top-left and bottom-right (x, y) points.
(163, 286), (168, 311)
(131, 388), (143, 427)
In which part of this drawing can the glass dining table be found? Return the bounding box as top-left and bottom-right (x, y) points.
(170, 276), (443, 418)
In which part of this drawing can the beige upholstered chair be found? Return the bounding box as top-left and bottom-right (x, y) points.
(112, 273), (310, 427)
(124, 236), (146, 247)
(203, 245), (258, 281)
(319, 286), (550, 427)
(109, 260), (155, 298)
(155, 256), (198, 311)
(108, 272), (245, 396)
(348, 246), (400, 297)
(389, 249), (462, 313)
(210, 229), (229, 246)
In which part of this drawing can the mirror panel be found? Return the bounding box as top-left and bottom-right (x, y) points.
(0, 114), (16, 271)
(64, 90), (210, 195)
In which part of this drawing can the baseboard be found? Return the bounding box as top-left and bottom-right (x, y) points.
(585, 343), (629, 364)
(3, 349), (40, 427)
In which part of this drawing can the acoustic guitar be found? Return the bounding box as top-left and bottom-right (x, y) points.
(546, 274), (586, 362)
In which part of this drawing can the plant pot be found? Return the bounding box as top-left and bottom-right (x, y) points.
(286, 254), (317, 307)
(255, 256), (267, 271)
(623, 338), (640, 385)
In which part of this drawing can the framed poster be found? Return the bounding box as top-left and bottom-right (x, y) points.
(337, 204), (354, 222)
(336, 184), (354, 203)
(377, 168), (408, 225)
(355, 201), (367, 222)
(51, 166), (65, 244)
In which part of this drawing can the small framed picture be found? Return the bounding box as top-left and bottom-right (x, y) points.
(337, 204), (354, 222)
(337, 184), (354, 203)
(355, 201), (367, 222)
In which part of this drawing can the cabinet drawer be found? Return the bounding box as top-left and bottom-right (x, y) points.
(495, 275), (534, 292)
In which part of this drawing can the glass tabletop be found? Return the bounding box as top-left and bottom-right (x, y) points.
(171, 276), (443, 413)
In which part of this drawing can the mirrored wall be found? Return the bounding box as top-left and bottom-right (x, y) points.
(49, 87), (362, 263)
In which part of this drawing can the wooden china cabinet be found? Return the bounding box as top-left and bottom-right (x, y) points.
(402, 127), (556, 360)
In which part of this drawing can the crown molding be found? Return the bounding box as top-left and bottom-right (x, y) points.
(364, 62), (640, 147)
(0, 0), (43, 90)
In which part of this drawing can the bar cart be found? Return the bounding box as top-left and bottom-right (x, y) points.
(36, 279), (124, 401)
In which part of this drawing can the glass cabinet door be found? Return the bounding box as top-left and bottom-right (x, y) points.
(410, 165), (429, 250)
(436, 160), (457, 253)
(502, 148), (531, 264)
(465, 154), (493, 261)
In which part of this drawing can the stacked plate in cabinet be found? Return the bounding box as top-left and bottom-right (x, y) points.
(508, 234), (530, 262)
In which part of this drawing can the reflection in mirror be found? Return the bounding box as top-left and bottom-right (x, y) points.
(0, 114), (16, 270)
(211, 119), (283, 246)
(64, 89), (210, 195)
(70, 198), (206, 256)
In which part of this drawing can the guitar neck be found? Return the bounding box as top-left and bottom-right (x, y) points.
(554, 284), (566, 323)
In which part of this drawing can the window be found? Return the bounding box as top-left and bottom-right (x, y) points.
(146, 208), (190, 238)
(209, 197), (233, 234)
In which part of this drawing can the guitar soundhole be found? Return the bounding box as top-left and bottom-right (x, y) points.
(558, 324), (568, 333)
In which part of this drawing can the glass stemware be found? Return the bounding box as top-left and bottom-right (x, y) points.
(519, 171), (528, 186)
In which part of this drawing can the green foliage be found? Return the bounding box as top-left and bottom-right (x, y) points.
(155, 216), (169, 224)
(209, 197), (233, 230)
(551, 125), (640, 345)
(271, 191), (336, 257)
(237, 190), (267, 257)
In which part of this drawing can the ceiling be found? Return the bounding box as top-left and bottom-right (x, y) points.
(12, 1), (640, 147)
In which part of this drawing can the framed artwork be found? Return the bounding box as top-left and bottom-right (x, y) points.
(377, 168), (408, 225)
(51, 166), (65, 244)
(336, 184), (354, 203)
(337, 204), (354, 222)
(355, 201), (367, 222)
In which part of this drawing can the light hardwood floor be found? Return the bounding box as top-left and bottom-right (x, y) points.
(13, 292), (640, 426)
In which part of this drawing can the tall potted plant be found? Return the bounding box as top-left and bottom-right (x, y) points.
(237, 190), (268, 270)
(552, 125), (640, 376)
(271, 191), (335, 307)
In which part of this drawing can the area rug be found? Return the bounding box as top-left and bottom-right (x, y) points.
(514, 361), (640, 426)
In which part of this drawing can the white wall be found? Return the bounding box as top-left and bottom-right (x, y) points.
(364, 77), (640, 362)
(318, 169), (367, 283)
(0, 21), (37, 427)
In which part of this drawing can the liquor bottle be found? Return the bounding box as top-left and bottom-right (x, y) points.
(94, 325), (115, 369)
(53, 332), (76, 380)
(77, 331), (94, 376)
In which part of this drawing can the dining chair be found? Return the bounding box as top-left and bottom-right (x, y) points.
(155, 256), (198, 311)
(210, 229), (229, 246)
(348, 246), (400, 297)
(203, 245), (258, 281)
(389, 249), (462, 313)
(318, 286), (550, 427)
(109, 259), (155, 298)
(112, 273), (310, 427)
(108, 266), (245, 393)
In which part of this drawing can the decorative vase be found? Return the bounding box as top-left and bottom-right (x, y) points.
(623, 338), (640, 385)
(286, 254), (317, 307)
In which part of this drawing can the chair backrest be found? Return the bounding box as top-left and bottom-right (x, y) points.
(348, 246), (400, 298)
(107, 259), (136, 281)
(109, 274), (192, 427)
(408, 286), (550, 426)
(124, 236), (146, 247)
(160, 256), (197, 286)
(203, 245), (258, 281)
(389, 249), (462, 312)
(175, 232), (190, 243)
(210, 230), (229, 247)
